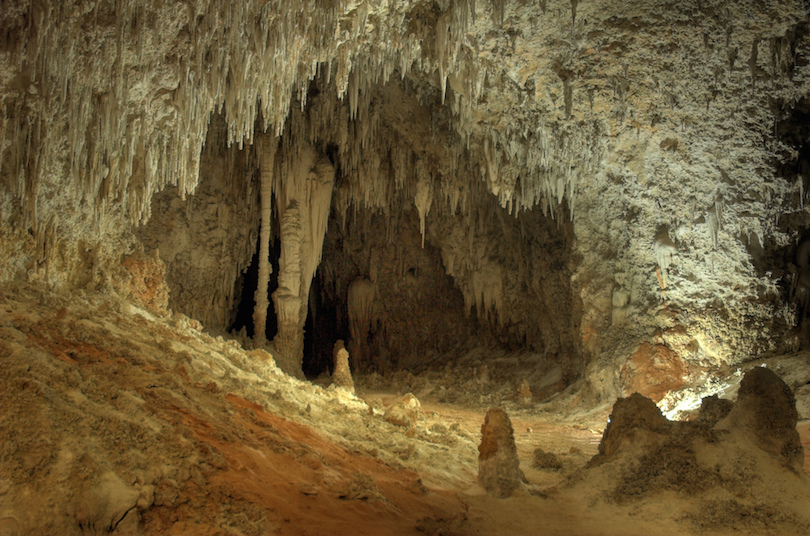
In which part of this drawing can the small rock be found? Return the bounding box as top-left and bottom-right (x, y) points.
(384, 393), (421, 430)
(532, 448), (562, 470)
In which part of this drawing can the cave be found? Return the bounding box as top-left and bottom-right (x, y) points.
(1, 1), (810, 535)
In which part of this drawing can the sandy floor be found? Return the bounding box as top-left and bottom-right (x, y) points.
(1, 282), (809, 535)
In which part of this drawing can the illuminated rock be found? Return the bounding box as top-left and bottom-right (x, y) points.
(332, 340), (355, 394)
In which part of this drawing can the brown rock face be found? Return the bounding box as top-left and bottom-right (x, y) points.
(722, 366), (804, 470)
(120, 251), (169, 315)
(620, 343), (689, 403)
(332, 340), (355, 394)
(477, 408), (521, 498)
(598, 392), (672, 458)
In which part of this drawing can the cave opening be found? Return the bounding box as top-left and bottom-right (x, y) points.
(220, 71), (585, 387)
(302, 274), (350, 378)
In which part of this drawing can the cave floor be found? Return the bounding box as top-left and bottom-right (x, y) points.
(1, 282), (809, 535)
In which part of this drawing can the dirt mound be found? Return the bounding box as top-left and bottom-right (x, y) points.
(598, 392), (672, 457)
(720, 366), (803, 470)
(570, 368), (810, 534)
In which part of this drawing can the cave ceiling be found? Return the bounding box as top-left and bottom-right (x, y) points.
(2, 0), (810, 385)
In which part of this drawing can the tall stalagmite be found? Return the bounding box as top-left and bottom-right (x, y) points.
(272, 143), (335, 376)
(253, 136), (278, 348)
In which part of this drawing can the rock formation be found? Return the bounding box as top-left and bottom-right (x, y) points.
(478, 408), (521, 498)
(598, 392), (672, 458)
(589, 368), (807, 506)
(384, 393), (421, 431)
(332, 340), (355, 394)
(717, 366), (804, 470)
(517, 379), (532, 406)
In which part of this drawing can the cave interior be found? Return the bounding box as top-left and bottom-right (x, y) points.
(1, 1), (810, 535)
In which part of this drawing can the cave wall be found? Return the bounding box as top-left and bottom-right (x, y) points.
(137, 116), (259, 331)
(2, 1), (810, 392)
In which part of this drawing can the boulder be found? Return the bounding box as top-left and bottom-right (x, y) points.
(384, 393), (421, 429)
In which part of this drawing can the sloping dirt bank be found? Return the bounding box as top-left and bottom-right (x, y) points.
(1, 282), (808, 535)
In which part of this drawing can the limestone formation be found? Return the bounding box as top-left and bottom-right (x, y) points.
(477, 408), (521, 498)
(517, 379), (532, 407)
(2, 0), (809, 390)
(598, 393), (672, 458)
(3, 2), (810, 532)
(347, 277), (378, 371)
(718, 366), (804, 470)
(332, 340), (355, 394)
(383, 393), (421, 431)
(253, 136), (278, 348)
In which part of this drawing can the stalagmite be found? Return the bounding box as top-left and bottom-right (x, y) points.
(272, 142), (335, 377)
(332, 340), (355, 394)
(253, 136), (277, 348)
(478, 408), (521, 498)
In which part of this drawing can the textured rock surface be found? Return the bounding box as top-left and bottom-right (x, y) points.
(579, 369), (809, 534)
(384, 393), (422, 430)
(598, 392), (672, 457)
(2, 0), (810, 425)
(478, 408), (521, 498)
(1, 281), (808, 535)
(532, 447), (563, 470)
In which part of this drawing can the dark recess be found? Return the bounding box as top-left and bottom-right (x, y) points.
(230, 235), (281, 339)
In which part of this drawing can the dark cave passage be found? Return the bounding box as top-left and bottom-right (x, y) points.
(303, 275), (350, 378)
(230, 235), (281, 340)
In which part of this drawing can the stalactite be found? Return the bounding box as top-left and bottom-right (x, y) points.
(0, 0), (609, 242)
(414, 174), (434, 248)
(347, 277), (377, 370)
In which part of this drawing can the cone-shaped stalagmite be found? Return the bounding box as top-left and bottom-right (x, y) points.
(478, 408), (521, 498)
(332, 340), (355, 393)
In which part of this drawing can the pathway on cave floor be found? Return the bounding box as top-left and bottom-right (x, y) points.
(799, 420), (810, 478)
(364, 390), (810, 483)
(363, 391), (604, 490)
